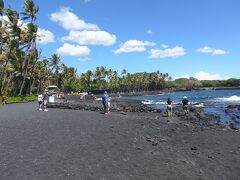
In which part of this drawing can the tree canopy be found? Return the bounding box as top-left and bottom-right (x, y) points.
(0, 0), (239, 96)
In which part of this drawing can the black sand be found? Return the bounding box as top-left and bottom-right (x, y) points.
(0, 102), (240, 179)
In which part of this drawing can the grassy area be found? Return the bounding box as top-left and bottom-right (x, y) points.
(7, 95), (37, 104)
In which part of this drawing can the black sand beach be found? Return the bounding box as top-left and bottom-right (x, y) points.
(0, 102), (240, 179)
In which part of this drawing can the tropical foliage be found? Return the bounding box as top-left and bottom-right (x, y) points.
(0, 0), (239, 97)
(79, 67), (171, 93)
(0, 0), (79, 96)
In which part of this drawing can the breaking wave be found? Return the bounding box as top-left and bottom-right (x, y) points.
(216, 96), (240, 102)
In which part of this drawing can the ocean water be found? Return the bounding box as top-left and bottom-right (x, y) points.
(123, 89), (240, 125)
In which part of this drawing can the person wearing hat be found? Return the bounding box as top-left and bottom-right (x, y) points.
(166, 97), (173, 117)
(102, 91), (109, 114)
(182, 96), (189, 115)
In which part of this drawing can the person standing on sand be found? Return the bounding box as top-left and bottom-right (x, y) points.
(2, 95), (7, 105)
(107, 96), (111, 114)
(182, 96), (189, 115)
(43, 92), (49, 112)
(166, 97), (173, 117)
(38, 94), (43, 110)
(102, 91), (109, 114)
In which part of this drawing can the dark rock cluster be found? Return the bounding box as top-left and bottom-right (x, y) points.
(48, 97), (218, 128)
(173, 107), (218, 124)
(224, 104), (240, 130)
(225, 105), (240, 119)
(226, 105), (240, 111)
(47, 100), (162, 113)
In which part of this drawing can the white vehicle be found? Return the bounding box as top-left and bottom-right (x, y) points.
(46, 85), (59, 103)
(47, 85), (59, 95)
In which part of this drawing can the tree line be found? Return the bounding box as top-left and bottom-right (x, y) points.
(0, 0), (172, 96)
(0, 0), (239, 97)
(0, 0), (78, 96)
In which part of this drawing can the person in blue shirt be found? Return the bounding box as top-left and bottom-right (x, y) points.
(102, 91), (109, 114)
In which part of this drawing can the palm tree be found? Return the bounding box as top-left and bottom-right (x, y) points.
(80, 70), (93, 91)
(0, 0), (4, 55)
(0, 0), (4, 14)
(49, 54), (61, 74)
(21, 0), (39, 23)
(0, 8), (21, 94)
(18, 0), (39, 95)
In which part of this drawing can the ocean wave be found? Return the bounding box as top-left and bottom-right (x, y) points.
(141, 100), (187, 106)
(216, 95), (240, 102)
(141, 100), (205, 106)
(141, 100), (165, 105)
(193, 103), (205, 107)
(141, 100), (155, 105)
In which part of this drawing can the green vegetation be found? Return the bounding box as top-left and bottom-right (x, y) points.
(7, 95), (37, 103)
(0, 0), (79, 96)
(0, 0), (239, 97)
(79, 69), (171, 93)
(171, 78), (240, 90)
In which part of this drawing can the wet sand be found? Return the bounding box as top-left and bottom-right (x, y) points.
(0, 102), (240, 179)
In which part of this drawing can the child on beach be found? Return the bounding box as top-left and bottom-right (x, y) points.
(38, 94), (43, 110)
(166, 97), (173, 117)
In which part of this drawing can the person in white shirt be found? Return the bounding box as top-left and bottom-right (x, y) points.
(38, 94), (43, 110)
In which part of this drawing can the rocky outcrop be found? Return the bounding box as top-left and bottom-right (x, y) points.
(225, 105), (240, 120)
(48, 97), (218, 128)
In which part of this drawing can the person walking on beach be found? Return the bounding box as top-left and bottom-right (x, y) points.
(182, 96), (189, 115)
(102, 91), (109, 114)
(107, 96), (111, 114)
(38, 94), (43, 110)
(166, 97), (173, 117)
(43, 91), (49, 112)
(2, 95), (7, 105)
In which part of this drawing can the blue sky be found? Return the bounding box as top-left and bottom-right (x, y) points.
(5, 0), (240, 80)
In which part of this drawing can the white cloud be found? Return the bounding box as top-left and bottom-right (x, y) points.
(114, 40), (156, 54)
(62, 30), (116, 46)
(1, 15), (28, 30)
(37, 28), (55, 44)
(149, 46), (185, 58)
(193, 71), (228, 80)
(212, 49), (227, 55)
(50, 7), (99, 31)
(1, 16), (54, 45)
(147, 29), (153, 35)
(57, 43), (90, 59)
(197, 46), (228, 55)
(174, 75), (190, 80)
(161, 44), (169, 49)
(174, 71), (229, 80)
